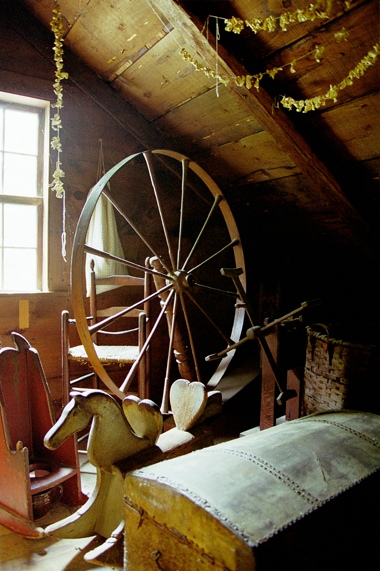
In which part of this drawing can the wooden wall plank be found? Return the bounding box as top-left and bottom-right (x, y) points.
(0, 293), (69, 383)
(0, 71), (55, 103)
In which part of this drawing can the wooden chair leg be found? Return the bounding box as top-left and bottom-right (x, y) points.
(61, 310), (71, 407)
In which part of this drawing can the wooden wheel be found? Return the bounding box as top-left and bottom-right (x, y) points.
(71, 150), (246, 411)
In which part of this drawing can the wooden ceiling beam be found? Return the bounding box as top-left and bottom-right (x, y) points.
(153, 0), (369, 233)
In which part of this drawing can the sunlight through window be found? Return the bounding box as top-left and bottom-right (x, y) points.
(0, 93), (49, 291)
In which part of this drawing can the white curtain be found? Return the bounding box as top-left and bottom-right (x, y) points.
(85, 192), (128, 295)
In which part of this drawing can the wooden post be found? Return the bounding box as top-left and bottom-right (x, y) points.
(259, 329), (278, 430)
(286, 368), (302, 421)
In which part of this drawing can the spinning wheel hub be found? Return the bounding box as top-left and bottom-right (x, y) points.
(185, 273), (196, 287)
(171, 270), (196, 292)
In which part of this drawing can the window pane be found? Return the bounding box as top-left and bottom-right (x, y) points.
(0, 95), (48, 292)
(4, 109), (39, 155)
(0, 109), (3, 151)
(4, 248), (37, 291)
(4, 204), (37, 247)
(3, 153), (38, 196)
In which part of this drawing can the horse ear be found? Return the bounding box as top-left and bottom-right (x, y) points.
(69, 390), (84, 403)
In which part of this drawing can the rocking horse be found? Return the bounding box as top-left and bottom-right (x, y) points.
(44, 390), (163, 540)
(44, 381), (221, 565)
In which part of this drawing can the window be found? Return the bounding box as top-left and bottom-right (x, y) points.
(0, 92), (49, 292)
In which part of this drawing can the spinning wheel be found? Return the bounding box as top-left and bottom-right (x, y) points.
(71, 150), (246, 411)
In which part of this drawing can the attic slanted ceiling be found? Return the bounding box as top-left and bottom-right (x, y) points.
(16, 0), (380, 246)
(152, 1), (354, 212)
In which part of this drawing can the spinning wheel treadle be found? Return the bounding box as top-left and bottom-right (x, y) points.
(71, 150), (246, 412)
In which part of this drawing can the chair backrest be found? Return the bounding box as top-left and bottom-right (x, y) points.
(62, 259), (151, 404)
(89, 258), (151, 344)
(0, 333), (58, 458)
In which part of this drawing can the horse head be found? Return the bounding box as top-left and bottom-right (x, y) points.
(44, 389), (161, 470)
(44, 390), (94, 451)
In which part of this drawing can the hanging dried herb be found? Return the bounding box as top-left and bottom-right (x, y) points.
(50, 4), (68, 198)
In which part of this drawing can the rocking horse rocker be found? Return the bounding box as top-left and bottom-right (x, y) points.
(44, 381), (221, 565)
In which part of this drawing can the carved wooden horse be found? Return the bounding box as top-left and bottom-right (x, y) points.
(44, 389), (163, 542)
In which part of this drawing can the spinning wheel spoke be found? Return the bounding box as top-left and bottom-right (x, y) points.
(184, 291), (234, 347)
(161, 292), (179, 413)
(72, 150), (246, 403)
(120, 289), (175, 394)
(182, 194), (223, 271)
(88, 282), (173, 337)
(178, 291), (202, 383)
(144, 151), (176, 271)
(103, 187), (171, 274)
(188, 238), (240, 274)
(84, 244), (170, 281)
(191, 281), (238, 299)
(177, 157), (189, 271)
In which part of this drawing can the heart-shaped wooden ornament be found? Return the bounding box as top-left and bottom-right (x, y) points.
(170, 379), (208, 431)
(122, 395), (163, 444)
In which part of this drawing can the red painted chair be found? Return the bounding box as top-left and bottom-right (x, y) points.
(0, 333), (85, 537)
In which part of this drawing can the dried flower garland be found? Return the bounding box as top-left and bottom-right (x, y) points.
(279, 43), (379, 112)
(224, 0), (337, 35)
(50, 4), (68, 198)
(181, 37), (379, 113)
(180, 48), (230, 85)
(181, 1), (378, 112)
(180, 46), (319, 90)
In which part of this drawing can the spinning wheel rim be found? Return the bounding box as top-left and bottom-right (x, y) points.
(71, 150), (246, 403)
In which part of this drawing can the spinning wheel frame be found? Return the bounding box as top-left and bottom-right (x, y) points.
(71, 150), (246, 410)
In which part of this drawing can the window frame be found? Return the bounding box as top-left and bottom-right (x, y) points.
(0, 91), (50, 293)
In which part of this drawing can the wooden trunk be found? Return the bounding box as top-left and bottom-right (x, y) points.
(124, 410), (380, 570)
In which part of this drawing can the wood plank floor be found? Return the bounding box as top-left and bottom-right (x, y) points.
(0, 458), (119, 571)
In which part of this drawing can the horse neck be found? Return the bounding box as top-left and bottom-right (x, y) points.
(86, 396), (136, 468)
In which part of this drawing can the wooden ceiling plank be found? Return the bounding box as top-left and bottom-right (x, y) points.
(21, 0), (89, 32)
(311, 92), (380, 161)
(196, 130), (301, 185)
(154, 0), (369, 232)
(155, 86), (264, 149)
(61, 0), (169, 77)
(108, 26), (174, 82)
(112, 29), (218, 121)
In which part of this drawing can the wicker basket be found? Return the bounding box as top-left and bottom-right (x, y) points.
(302, 325), (379, 416)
